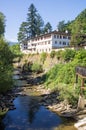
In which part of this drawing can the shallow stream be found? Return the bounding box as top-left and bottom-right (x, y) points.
(1, 70), (77, 130)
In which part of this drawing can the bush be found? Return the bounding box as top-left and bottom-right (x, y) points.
(31, 62), (43, 73)
(50, 50), (56, 59)
(40, 52), (47, 64)
(57, 83), (79, 106)
(63, 49), (76, 62)
(56, 50), (64, 61)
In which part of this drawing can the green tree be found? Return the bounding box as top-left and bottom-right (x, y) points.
(35, 13), (44, 35)
(17, 22), (28, 43)
(70, 9), (86, 46)
(27, 3), (44, 38)
(10, 43), (22, 57)
(43, 22), (52, 34)
(0, 38), (14, 93)
(0, 12), (6, 37)
(57, 20), (65, 32)
(18, 4), (44, 42)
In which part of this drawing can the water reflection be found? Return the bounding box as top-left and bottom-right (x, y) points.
(3, 96), (62, 130)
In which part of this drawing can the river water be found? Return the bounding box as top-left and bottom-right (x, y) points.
(1, 70), (77, 130)
(2, 96), (62, 130)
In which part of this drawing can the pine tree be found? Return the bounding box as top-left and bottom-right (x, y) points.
(18, 3), (44, 43)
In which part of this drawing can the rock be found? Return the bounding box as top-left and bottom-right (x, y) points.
(77, 95), (85, 110)
(74, 117), (86, 130)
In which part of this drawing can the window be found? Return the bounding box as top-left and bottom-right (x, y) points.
(55, 41), (57, 44)
(63, 42), (66, 45)
(60, 35), (62, 39)
(57, 35), (59, 38)
(59, 41), (61, 44)
(63, 36), (67, 39)
(49, 48), (51, 51)
(45, 41), (47, 45)
(24, 47), (27, 49)
(67, 42), (69, 45)
(68, 36), (71, 39)
(48, 41), (50, 44)
(54, 35), (56, 38)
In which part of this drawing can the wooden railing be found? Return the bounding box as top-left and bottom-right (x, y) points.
(76, 66), (86, 77)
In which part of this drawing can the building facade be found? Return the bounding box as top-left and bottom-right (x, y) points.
(20, 30), (71, 54)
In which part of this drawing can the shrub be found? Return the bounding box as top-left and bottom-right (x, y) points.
(56, 50), (64, 61)
(63, 49), (76, 62)
(57, 83), (79, 106)
(50, 50), (56, 59)
(40, 52), (47, 64)
(31, 62), (43, 73)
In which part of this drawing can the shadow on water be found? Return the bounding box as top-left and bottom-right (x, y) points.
(2, 95), (62, 130)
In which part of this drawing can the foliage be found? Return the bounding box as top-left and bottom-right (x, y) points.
(0, 38), (14, 93)
(57, 20), (72, 33)
(56, 50), (64, 61)
(40, 52), (47, 64)
(18, 4), (44, 42)
(0, 38), (14, 66)
(70, 9), (86, 45)
(10, 43), (22, 57)
(17, 22), (29, 43)
(63, 49), (76, 62)
(43, 22), (52, 34)
(31, 62), (43, 73)
(27, 4), (44, 37)
(57, 84), (79, 105)
(0, 12), (6, 37)
(50, 50), (56, 59)
(43, 49), (86, 105)
(57, 20), (66, 32)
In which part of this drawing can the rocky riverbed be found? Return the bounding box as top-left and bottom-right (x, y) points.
(0, 69), (86, 130)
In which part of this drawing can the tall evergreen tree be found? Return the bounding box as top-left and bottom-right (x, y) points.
(17, 22), (28, 43)
(27, 4), (38, 37)
(36, 13), (44, 35)
(43, 22), (52, 34)
(18, 3), (44, 43)
(27, 4), (44, 37)
(57, 20), (65, 32)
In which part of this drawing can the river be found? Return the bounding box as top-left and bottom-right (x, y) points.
(1, 70), (77, 130)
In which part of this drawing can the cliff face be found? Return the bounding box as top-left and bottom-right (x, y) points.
(19, 54), (58, 72)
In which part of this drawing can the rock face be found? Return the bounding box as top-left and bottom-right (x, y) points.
(74, 117), (86, 130)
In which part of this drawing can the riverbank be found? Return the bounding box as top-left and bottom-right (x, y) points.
(20, 71), (86, 130)
(0, 69), (86, 130)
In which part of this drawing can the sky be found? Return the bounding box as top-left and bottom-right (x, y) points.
(0, 0), (86, 42)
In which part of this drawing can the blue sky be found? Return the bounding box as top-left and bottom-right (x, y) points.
(0, 0), (86, 42)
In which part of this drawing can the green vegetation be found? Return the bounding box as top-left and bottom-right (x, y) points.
(10, 44), (21, 56)
(43, 49), (86, 105)
(0, 12), (5, 38)
(17, 4), (52, 43)
(31, 62), (43, 73)
(40, 52), (47, 64)
(50, 50), (56, 59)
(0, 38), (14, 93)
(22, 61), (43, 74)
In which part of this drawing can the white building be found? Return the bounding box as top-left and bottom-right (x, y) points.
(20, 30), (71, 54)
